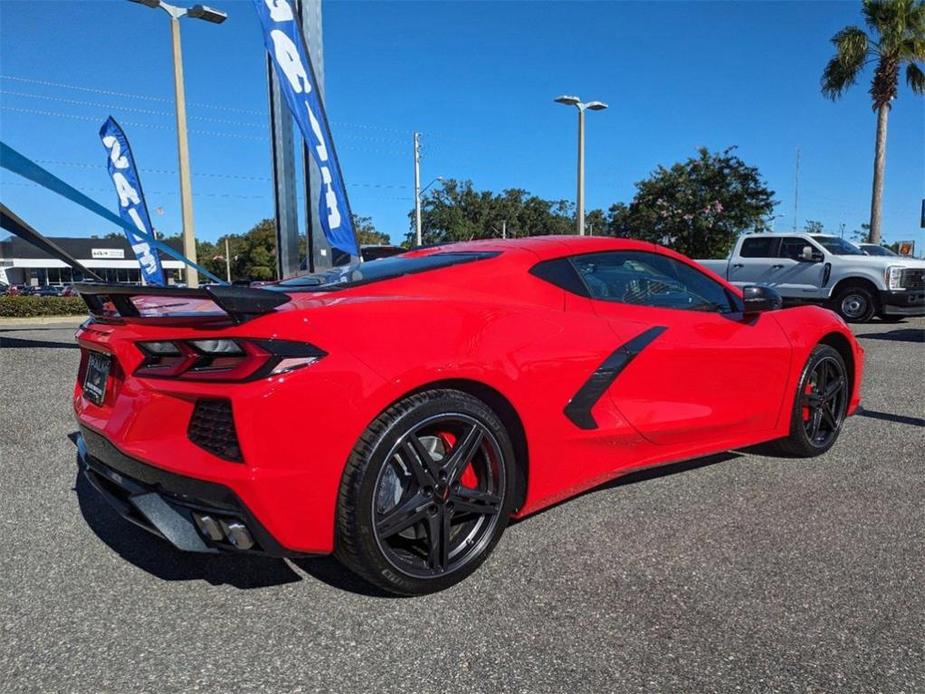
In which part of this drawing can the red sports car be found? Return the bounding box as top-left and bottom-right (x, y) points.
(72, 236), (863, 595)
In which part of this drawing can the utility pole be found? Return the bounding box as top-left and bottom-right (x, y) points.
(413, 131), (422, 246)
(502, 220), (506, 239)
(792, 146), (801, 233)
(224, 237), (231, 282)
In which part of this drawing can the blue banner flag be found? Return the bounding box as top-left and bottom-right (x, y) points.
(252, 0), (359, 258)
(99, 117), (165, 286)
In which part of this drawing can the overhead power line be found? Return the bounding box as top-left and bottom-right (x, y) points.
(27, 159), (412, 189)
(0, 74), (413, 135)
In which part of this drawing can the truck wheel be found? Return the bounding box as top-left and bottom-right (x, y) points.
(833, 284), (876, 323)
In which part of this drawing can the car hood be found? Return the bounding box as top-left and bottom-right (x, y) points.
(833, 255), (925, 269)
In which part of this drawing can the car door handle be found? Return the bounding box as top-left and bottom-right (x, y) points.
(732, 263), (744, 269)
(771, 264), (785, 269)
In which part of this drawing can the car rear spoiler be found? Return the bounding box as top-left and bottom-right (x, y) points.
(74, 283), (290, 324)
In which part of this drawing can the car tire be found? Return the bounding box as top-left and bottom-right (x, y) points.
(771, 344), (849, 458)
(335, 389), (516, 596)
(832, 284), (877, 323)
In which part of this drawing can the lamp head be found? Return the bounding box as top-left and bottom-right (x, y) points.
(554, 95), (581, 107)
(586, 101), (608, 111)
(188, 4), (227, 23)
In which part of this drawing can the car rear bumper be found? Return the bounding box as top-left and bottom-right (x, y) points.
(879, 290), (925, 316)
(73, 425), (306, 557)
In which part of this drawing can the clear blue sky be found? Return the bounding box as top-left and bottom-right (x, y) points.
(1, 0), (923, 246)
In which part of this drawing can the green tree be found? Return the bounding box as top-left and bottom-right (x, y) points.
(851, 222), (873, 243)
(609, 147), (776, 258)
(822, 0), (925, 244)
(804, 220), (826, 234)
(234, 219), (277, 281)
(353, 215), (390, 245)
(406, 179), (575, 245)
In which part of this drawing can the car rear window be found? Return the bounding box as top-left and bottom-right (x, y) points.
(269, 251), (499, 292)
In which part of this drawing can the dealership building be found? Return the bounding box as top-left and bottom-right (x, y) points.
(0, 235), (186, 286)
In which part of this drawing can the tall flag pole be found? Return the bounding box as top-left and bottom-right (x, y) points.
(99, 117), (166, 286)
(252, 0), (360, 258)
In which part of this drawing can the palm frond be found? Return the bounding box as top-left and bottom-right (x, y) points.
(822, 27), (870, 99)
(902, 37), (925, 61)
(906, 61), (925, 93)
(862, 0), (891, 33)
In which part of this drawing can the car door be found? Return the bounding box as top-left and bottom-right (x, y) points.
(727, 236), (781, 287)
(768, 237), (828, 298)
(569, 250), (792, 448)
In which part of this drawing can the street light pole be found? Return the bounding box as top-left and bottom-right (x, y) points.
(577, 106), (585, 237)
(169, 14), (197, 286)
(554, 95), (608, 236)
(413, 131), (422, 246)
(129, 1), (227, 287)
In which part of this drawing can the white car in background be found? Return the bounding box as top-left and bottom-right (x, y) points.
(698, 233), (925, 323)
(858, 243), (899, 257)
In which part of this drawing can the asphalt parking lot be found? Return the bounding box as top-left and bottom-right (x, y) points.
(1, 317), (923, 693)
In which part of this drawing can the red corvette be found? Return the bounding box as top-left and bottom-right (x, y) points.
(72, 236), (863, 595)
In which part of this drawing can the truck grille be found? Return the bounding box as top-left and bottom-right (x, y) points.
(900, 269), (925, 290)
(188, 399), (243, 462)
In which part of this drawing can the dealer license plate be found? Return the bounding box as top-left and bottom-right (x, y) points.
(83, 351), (112, 406)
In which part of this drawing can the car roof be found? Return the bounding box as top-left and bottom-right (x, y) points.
(409, 235), (663, 261)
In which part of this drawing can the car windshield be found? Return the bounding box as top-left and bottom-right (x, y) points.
(811, 236), (866, 256)
(267, 251), (499, 292)
(861, 244), (897, 257)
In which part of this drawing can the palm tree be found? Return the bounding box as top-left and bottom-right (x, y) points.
(822, 0), (925, 245)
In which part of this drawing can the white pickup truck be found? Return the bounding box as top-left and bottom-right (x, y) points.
(698, 233), (925, 322)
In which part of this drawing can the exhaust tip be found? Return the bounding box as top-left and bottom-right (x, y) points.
(221, 521), (255, 550)
(193, 514), (224, 542)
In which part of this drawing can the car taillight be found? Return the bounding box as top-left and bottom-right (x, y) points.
(135, 338), (325, 382)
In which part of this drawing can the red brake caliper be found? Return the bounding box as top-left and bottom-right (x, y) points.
(802, 381), (813, 422)
(438, 432), (479, 488)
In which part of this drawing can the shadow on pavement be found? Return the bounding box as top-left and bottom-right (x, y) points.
(291, 557), (394, 598)
(75, 472), (303, 590)
(514, 451), (742, 524)
(0, 335), (78, 349)
(856, 328), (924, 344)
(857, 408), (925, 428)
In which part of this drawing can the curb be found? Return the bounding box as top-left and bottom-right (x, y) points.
(0, 315), (87, 326)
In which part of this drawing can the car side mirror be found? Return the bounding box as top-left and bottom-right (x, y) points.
(742, 285), (783, 315)
(800, 246), (824, 262)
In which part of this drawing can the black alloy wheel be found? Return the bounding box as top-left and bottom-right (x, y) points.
(372, 413), (506, 578)
(800, 355), (848, 448)
(774, 344), (849, 457)
(336, 390), (515, 595)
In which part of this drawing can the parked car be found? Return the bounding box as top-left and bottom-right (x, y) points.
(858, 242), (898, 257)
(698, 233), (925, 322)
(72, 236), (863, 595)
(35, 285), (67, 297)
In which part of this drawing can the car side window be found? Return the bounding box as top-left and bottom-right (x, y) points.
(569, 251), (735, 313)
(779, 237), (811, 260)
(740, 237), (780, 258)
